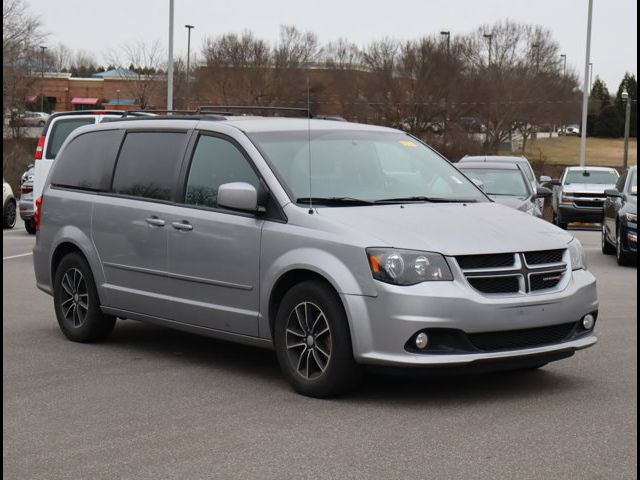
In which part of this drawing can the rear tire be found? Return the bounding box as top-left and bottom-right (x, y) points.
(24, 218), (36, 235)
(3, 200), (16, 229)
(601, 222), (615, 255)
(274, 280), (362, 398)
(53, 253), (116, 342)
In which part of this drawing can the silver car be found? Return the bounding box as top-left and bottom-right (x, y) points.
(33, 116), (599, 397)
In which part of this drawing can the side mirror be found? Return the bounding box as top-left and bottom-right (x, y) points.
(549, 179), (562, 186)
(471, 178), (486, 192)
(539, 175), (552, 184)
(535, 186), (553, 199)
(217, 182), (259, 212)
(604, 189), (622, 198)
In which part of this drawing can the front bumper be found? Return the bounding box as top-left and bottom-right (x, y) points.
(559, 203), (603, 224)
(342, 269), (598, 367)
(622, 220), (637, 254)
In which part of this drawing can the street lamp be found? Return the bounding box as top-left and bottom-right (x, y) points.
(440, 31), (450, 53)
(531, 43), (540, 70)
(483, 33), (493, 66)
(167, 0), (175, 110)
(185, 24), (195, 109)
(40, 46), (47, 112)
(589, 62), (593, 94)
(622, 89), (631, 170)
(579, 0), (594, 167)
(560, 54), (566, 77)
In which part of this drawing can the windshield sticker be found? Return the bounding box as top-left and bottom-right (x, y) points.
(399, 140), (418, 148)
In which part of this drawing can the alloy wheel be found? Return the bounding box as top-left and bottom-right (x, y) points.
(285, 302), (332, 380)
(59, 268), (89, 328)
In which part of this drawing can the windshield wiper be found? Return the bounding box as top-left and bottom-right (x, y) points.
(296, 197), (375, 206)
(374, 196), (479, 204)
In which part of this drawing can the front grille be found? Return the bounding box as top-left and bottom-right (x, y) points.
(575, 200), (604, 208)
(468, 276), (520, 294)
(570, 192), (605, 198)
(468, 322), (576, 351)
(525, 249), (565, 265)
(456, 253), (515, 270)
(530, 271), (564, 291)
(457, 250), (568, 295)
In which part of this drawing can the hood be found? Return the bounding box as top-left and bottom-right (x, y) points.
(316, 202), (573, 256)
(489, 195), (529, 210)
(563, 183), (616, 194)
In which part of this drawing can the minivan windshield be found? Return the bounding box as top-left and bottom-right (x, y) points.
(249, 130), (487, 204)
(564, 169), (619, 185)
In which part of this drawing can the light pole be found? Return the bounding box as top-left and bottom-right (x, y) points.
(588, 62), (593, 94)
(440, 31), (450, 53)
(622, 89), (631, 170)
(40, 46), (47, 112)
(116, 89), (120, 105)
(532, 43), (540, 71)
(483, 33), (493, 66)
(185, 24), (195, 109)
(560, 54), (566, 77)
(579, 0), (594, 167)
(167, 0), (175, 110)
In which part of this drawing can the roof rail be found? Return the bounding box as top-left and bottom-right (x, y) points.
(196, 105), (312, 118)
(121, 109), (197, 117)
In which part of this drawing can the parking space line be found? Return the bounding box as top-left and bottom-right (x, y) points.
(3, 252), (33, 261)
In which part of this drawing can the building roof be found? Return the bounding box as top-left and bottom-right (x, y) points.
(92, 68), (138, 79)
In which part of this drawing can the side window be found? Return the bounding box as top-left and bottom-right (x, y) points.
(50, 130), (122, 191)
(46, 118), (95, 158)
(184, 135), (260, 209)
(112, 132), (187, 201)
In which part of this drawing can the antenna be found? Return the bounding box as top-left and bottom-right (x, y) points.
(307, 77), (313, 214)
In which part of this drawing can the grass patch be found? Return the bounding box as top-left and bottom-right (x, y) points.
(520, 136), (637, 167)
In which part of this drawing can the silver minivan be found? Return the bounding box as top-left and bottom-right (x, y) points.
(33, 115), (599, 397)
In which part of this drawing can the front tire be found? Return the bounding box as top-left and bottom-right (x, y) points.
(616, 225), (635, 266)
(274, 280), (362, 397)
(602, 222), (615, 255)
(3, 200), (16, 229)
(53, 253), (116, 342)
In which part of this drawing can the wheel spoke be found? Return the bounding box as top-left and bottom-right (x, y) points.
(296, 346), (308, 373)
(315, 326), (330, 338)
(62, 275), (73, 295)
(315, 344), (330, 359)
(61, 297), (74, 307)
(295, 306), (307, 333)
(287, 342), (306, 350)
(311, 313), (324, 333)
(286, 328), (305, 338)
(312, 349), (327, 372)
(305, 349), (311, 378)
(63, 302), (75, 319)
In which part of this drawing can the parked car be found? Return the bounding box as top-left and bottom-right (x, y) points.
(458, 155), (546, 210)
(3, 177), (17, 229)
(19, 165), (36, 234)
(457, 161), (551, 217)
(31, 110), (152, 218)
(33, 114), (598, 398)
(559, 125), (580, 136)
(550, 166), (620, 229)
(21, 111), (50, 127)
(602, 166), (637, 265)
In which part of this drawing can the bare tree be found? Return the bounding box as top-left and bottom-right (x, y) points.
(48, 43), (73, 72)
(107, 40), (166, 109)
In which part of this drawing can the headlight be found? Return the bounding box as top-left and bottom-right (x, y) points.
(625, 212), (637, 223)
(367, 248), (453, 285)
(561, 194), (574, 203)
(568, 238), (587, 271)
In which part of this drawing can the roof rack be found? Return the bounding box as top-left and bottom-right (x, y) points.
(121, 109), (197, 117)
(196, 105), (312, 118)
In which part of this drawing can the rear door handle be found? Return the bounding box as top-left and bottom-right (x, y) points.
(145, 216), (166, 227)
(171, 221), (193, 231)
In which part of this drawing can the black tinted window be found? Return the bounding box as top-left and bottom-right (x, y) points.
(49, 130), (122, 191)
(184, 135), (260, 208)
(113, 132), (187, 201)
(46, 118), (95, 158)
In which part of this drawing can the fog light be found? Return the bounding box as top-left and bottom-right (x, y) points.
(582, 314), (595, 330)
(415, 332), (429, 349)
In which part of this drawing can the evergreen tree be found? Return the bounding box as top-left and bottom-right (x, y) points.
(615, 73), (637, 137)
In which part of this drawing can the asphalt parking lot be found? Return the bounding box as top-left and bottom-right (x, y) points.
(3, 221), (637, 479)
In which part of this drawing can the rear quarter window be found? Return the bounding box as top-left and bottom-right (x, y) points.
(49, 130), (123, 191)
(45, 118), (95, 158)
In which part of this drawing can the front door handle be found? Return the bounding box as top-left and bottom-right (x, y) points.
(145, 216), (165, 227)
(171, 221), (193, 231)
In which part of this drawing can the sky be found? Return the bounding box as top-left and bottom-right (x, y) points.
(28, 0), (637, 90)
